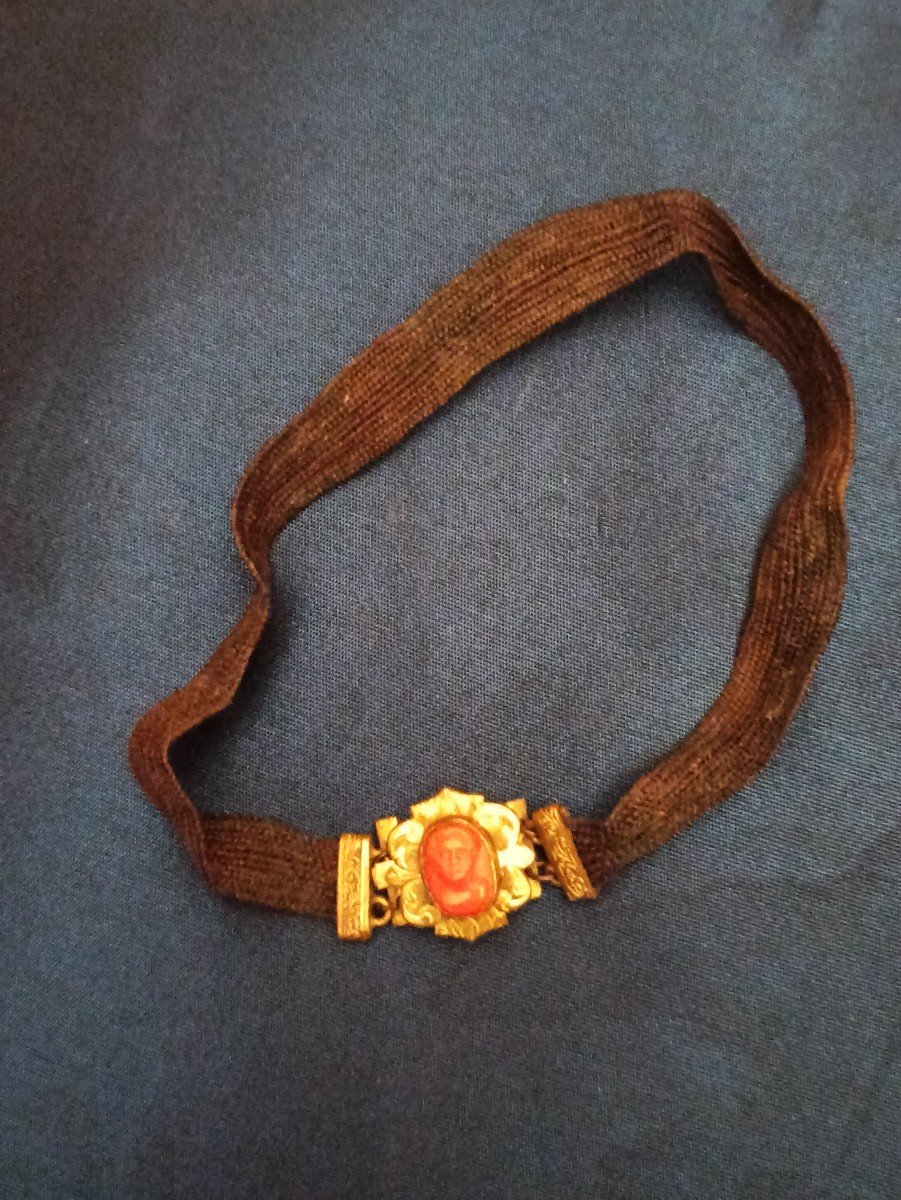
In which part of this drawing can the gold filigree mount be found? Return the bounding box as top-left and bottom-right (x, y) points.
(371, 787), (541, 941)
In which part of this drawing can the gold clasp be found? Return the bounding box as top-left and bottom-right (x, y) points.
(337, 792), (595, 941)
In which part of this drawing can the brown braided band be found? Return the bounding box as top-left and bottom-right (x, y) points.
(128, 189), (854, 920)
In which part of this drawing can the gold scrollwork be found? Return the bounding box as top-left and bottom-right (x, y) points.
(530, 804), (597, 901)
(371, 787), (541, 941)
(336, 833), (373, 940)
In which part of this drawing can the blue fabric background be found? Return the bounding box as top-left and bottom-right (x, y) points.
(1, 2), (898, 1197)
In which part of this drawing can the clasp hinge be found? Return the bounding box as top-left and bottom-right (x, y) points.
(522, 817), (562, 887)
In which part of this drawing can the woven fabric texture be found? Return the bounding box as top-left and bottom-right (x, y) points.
(128, 190), (854, 914)
(1, 2), (898, 1198)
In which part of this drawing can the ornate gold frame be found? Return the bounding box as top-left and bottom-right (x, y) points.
(371, 787), (541, 941)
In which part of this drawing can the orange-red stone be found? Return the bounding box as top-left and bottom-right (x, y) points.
(420, 817), (499, 917)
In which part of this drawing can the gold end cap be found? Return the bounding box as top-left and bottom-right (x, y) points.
(531, 804), (597, 901)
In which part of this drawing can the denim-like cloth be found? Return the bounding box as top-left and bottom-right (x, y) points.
(1, 3), (898, 1197)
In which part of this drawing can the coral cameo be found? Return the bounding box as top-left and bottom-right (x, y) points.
(420, 816), (499, 916)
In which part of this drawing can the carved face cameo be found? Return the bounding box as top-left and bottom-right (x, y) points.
(419, 817), (499, 917)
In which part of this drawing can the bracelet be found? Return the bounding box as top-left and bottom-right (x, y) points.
(129, 189), (854, 942)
